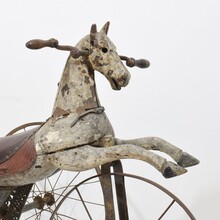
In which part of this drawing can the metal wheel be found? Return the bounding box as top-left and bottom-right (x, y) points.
(48, 163), (196, 220)
(20, 169), (101, 220)
(18, 168), (196, 220)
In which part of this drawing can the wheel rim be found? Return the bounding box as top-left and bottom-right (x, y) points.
(49, 172), (196, 220)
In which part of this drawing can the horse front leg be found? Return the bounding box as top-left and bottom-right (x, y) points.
(115, 137), (199, 168)
(47, 144), (187, 178)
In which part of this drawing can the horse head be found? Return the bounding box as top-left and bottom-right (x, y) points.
(26, 22), (150, 91)
(87, 22), (131, 90)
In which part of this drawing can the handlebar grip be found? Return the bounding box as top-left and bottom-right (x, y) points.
(134, 59), (150, 68)
(26, 38), (58, 49)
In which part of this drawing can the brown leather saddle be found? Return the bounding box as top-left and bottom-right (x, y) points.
(0, 127), (39, 176)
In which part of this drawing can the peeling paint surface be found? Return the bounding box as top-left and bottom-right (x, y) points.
(0, 22), (199, 186)
(35, 112), (114, 153)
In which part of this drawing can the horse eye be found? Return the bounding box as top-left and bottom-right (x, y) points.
(102, 47), (108, 53)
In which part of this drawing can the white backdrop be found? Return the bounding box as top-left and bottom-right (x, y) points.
(0, 0), (219, 219)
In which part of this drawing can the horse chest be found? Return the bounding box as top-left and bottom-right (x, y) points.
(35, 112), (115, 154)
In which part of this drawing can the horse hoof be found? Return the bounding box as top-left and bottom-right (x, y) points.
(162, 161), (187, 178)
(177, 152), (200, 168)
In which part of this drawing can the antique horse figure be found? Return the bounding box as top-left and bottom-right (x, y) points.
(0, 22), (199, 215)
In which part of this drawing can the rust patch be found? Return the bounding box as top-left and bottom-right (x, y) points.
(84, 97), (98, 110)
(82, 69), (87, 74)
(52, 107), (69, 118)
(90, 85), (97, 98)
(108, 70), (113, 76)
(93, 55), (102, 67)
(76, 106), (85, 114)
(61, 84), (70, 97)
(84, 76), (90, 84)
(76, 97), (98, 114)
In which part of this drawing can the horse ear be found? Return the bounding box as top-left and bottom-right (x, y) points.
(100, 21), (110, 35)
(90, 24), (97, 44)
(90, 24), (97, 35)
(90, 24), (97, 41)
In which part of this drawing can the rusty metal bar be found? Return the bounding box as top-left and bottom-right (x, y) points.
(111, 161), (129, 220)
(6, 122), (44, 136)
(114, 173), (196, 220)
(100, 164), (116, 220)
(22, 201), (39, 213)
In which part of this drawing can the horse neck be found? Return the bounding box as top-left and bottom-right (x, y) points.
(52, 56), (100, 119)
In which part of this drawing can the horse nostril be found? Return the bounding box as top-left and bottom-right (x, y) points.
(121, 76), (126, 81)
(118, 75), (128, 86)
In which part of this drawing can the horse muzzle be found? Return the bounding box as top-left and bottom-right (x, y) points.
(109, 72), (131, 90)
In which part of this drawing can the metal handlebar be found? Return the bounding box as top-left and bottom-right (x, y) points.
(26, 38), (87, 59)
(119, 56), (150, 69)
(26, 38), (150, 68)
(26, 38), (59, 49)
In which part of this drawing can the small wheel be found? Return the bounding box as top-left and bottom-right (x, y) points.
(20, 169), (101, 220)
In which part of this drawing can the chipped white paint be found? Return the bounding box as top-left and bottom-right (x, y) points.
(0, 22), (199, 186)
(47, 144), (187, 175)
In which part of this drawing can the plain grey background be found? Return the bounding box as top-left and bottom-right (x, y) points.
(0, 0), (219, 219)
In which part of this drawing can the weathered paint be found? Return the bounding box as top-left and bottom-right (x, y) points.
(0, 22), (199, 186)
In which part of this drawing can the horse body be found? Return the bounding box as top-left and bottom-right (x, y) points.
(0, 22), (199, 188)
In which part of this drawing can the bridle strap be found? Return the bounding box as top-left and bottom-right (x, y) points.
(70, 106), (105, 127)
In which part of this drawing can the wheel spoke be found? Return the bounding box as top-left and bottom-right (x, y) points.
(52, 170), (63, 191)
(158, 199), (176, 219)
(53, 172), (80, 205)
(55, 212), (76, 220)
(20, 166), (195, 220)
(76, 188), (92, 220)
(52, 193), (104, 207)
